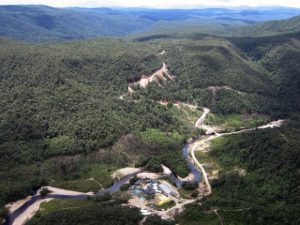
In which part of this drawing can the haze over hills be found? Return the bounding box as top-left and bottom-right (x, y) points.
(0, 4), (299, 225)
(227, 14), (300, 36)
(0, 5), (300, 41)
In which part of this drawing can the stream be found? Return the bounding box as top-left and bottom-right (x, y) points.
(170, 144), (202, 187)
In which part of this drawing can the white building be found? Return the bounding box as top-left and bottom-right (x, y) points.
(159, 183), (177, 196)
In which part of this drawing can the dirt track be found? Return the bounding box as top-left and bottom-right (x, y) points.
(190, 116), (284, 196)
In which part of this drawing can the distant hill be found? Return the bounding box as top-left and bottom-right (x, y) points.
(0, 5), (153, 42)
(71, 7), (300, 23)
(0, 5), (300, 42)
(228, 15), (300, 36)
(135, 14), (300, 39)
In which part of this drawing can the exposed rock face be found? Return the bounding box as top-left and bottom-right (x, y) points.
(129, 62), (174, 89)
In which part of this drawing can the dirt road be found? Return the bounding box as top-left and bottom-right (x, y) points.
(190, 115), (284, 196)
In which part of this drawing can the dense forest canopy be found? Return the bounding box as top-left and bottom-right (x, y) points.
(0, 8), (300, 225)
(27, 204), (143, 225)
(132, 32), (300, 116)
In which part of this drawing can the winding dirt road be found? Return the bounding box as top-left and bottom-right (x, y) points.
(195, 107), (210, 128)
(190, 112), (284, 196)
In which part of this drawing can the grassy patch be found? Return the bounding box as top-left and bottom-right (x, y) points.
(206, 113), (269, 130)
(211, 136), (227, 150)
(39, 199), (95, 215)
(178, 188), (196, 199)
(84, 164), (116, 188)
(28, 203), (142, 225)
(50, 164), (116, 192)
(50, 179), (100, 193)
(195, 151), (223, 175)
(138, 129), (186, 150)
(157, 200), (176, 210)
(169, 105), (202, 128)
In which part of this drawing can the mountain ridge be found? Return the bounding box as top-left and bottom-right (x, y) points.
(0, 5), (300, 42)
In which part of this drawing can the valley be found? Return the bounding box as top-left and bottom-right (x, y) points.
(3, 97), (285, 225)
(0, 5), (299, 225)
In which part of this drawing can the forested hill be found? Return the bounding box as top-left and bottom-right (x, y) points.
(132, 31), (300, 115)
(135, 14), (300, 39)
(228, 32), (300, 113)
(0, 30), (299, 171)
(1, 29), (299, 152)
(228, 15), (300, 36)
(0, 5), (300, 42)
(0, 5), (153, 42)
(0, 38), (163, 158)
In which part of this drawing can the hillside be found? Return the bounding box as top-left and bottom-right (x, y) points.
(133, 14), (300, 40)
(0, 38), (167, 165)
(0, 31), (298, 164)
(1, 5), (300, 42)
(0, 38), (193, 217)
(230, 32), (300, 113)
(0, 5), (153, 42)
(228, 15), (300, 36)
(130, 24), (300, 115)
